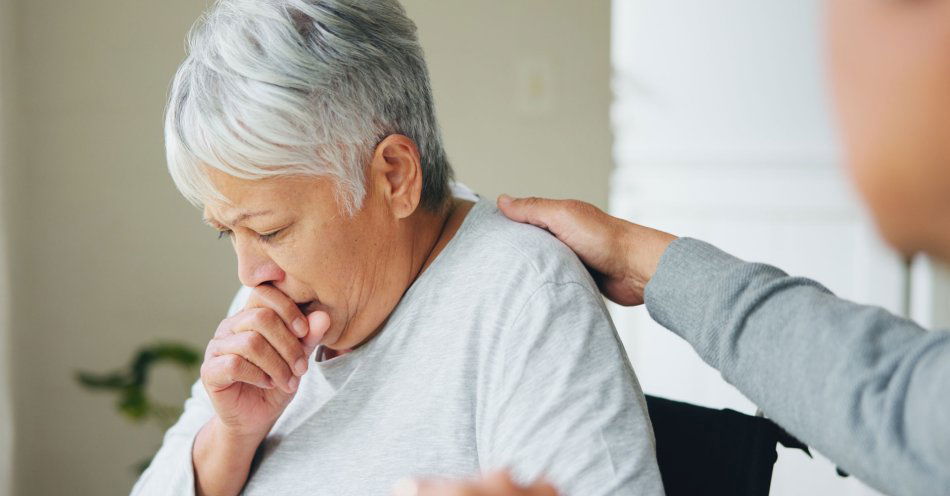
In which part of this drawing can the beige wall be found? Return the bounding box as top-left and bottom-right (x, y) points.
(1, 0), (18, 494)
(404, 0), (612, 205)
(8, 2), (226, 494)
(4, 1), (610, 494)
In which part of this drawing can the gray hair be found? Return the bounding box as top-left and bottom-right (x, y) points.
(164, 0), (453, 214)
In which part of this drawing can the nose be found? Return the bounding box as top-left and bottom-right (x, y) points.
(235, 238), (286, 288)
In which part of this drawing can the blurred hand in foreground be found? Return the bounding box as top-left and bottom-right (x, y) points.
(393, 471), (558, 496)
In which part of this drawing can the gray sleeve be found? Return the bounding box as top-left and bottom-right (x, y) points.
(129, 378), (214, 496)
(479, 281), (665, 496)
(644, 237), (950, 496)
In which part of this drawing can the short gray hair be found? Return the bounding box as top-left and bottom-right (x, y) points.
(165, 0), (453, 214)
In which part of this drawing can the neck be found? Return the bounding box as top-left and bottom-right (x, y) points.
(329, 199), (473, 355)
(405, 198), (474, 284)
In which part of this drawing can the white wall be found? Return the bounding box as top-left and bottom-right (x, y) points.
(911, 257), (950, 330)
(610, 0), (903, 494)
(3, 1), (611, 494)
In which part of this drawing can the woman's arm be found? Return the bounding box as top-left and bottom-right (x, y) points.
(130, 379), (263, 496)
(192, 417), (266, 496)
(130, 378), (215, 496)
(479, 281), (665, 496)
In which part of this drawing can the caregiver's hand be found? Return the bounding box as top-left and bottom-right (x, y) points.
(193, 284), (330, 496)
(393, 472), (558, 496)
(498, 195), (676, 306)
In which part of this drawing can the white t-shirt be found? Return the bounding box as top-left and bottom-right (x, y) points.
(131, 199), (664, 496)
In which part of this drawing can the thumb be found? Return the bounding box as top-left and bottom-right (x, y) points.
(303, 310), (331, 357)
(497, 194), (564, 232)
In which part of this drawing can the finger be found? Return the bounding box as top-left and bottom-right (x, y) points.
(527, 481), (558, 496)
(246, 284), (310, 338)
(209, 331), (298, 394)
(394, 471), (545, 496)
(303, 310), (331, 357)
(213, 312), (241, 339)
(233, 306), (309, 379)
(498, 195), (586, 239)
(393, 479), (476, 496)
(201, 354), (274, 392)
(497, 195), (556, 229)
(391, 478), (420, 496)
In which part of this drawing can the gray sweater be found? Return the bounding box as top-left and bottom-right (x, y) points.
(645, 238), (950, 496)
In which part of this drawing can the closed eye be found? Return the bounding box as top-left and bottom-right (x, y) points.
(259, 229), (282, 243)
(214, 226), (287, 243)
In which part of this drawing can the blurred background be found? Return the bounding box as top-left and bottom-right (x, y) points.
(0, 0), (946, 495)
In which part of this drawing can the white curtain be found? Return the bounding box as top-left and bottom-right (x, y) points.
(609, 1), (895, 494)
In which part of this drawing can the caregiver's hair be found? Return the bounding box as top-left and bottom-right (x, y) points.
(164, 0), (453, 214)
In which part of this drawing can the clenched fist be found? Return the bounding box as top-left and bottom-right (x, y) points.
(200, 284), (330, 440)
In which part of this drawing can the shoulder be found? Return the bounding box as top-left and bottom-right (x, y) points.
(453, 200), (598, 294)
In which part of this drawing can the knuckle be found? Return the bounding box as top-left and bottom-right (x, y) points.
(222, 355), (243, 377)
(577, 199), (599, 215)
(523, 196), (542, 207)
(254, 307), (279, 327)
(563, 198), (582, 210)
(213, 318), (232, 338)
(282, 300), (300, 319)
(448, 487), (477, 496)
(559, 200), (590, 223)
(199, 360), (213, 378)
(245, 332), (267, 354)
(204, 340), (218, 360)
(564, 199), (587, 213)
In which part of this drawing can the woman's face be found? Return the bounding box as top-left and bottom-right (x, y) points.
(203, 168), (412, 351)
(828, 0), (950, 258)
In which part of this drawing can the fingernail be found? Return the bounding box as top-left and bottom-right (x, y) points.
(392, 478), (418, 496)
(287, 375), (299, 392)
(498, 194), (512, 205)
(294, 357), (307, 376)
(293, 317), (308, 338)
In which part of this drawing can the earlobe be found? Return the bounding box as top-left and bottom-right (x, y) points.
(373, 134), (423, 219)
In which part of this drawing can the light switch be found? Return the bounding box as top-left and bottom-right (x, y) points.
(515, 56), (555, 116)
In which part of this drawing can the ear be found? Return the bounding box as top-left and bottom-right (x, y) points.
(369, 134), (423, 219)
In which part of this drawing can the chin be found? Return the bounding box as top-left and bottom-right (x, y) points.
(849, 156), (920, 258)
(322, 321), (356, 351)
(864, 190), (933, 261)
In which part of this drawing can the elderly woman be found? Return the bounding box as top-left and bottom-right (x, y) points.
(131, 1), (663, 495)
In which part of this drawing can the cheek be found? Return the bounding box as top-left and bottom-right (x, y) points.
(278, 218), (380, 302)
(278, 239), (353, 297)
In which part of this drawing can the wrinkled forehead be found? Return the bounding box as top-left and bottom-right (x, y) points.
(202, 168), (341, 225)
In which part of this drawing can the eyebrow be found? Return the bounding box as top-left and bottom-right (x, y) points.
(203, 210), (274, 229)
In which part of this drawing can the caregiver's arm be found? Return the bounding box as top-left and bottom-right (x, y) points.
(498, 195), (950, 496)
